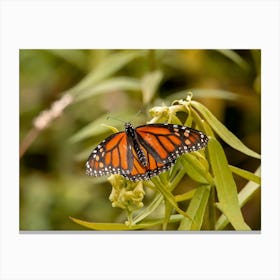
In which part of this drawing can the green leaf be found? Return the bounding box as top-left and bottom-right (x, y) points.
(180, 153), (213, 185)
(229, 165), (261, 185)
(162, 199), (175, 230)
(215, 167), (261, 230)
(69, 111), (133, 143)
(207, 138), (251, 230)
(215, 49), (250, 71)
(167, 88), (241, 103)
(132, 193), (164, 224)
(175, 188), (196, 202)
(47, 49), (87, 72)
(70, 215), (183, 230)
(75, 77), (141, 102)
(178, 185), (211, 230)
(150, 177), (192, 220)
(70, 51), (144, 97)
(191, 101), (261, 159)
(141, 70), (163, 104)
(132, 169), (188, 225)
(70, 217), (130, 230)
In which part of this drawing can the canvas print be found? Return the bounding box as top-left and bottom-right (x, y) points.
(20, 50), (261, 231)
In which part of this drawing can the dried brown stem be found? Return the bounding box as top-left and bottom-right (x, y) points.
(20, 93), (73, 158)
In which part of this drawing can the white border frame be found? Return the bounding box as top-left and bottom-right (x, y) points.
(1, 1), (280, 279)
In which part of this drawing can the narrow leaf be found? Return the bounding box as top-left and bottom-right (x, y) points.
(215, 167), (261, 230)
(229, 165), (261, 185)
(180, 154), (213, 185)
(207, 138), (251, 230)
(75, 77), (141, 102)
(47, 49), (87, 71)
(132, 193), (163, 224)
(162, 199), (174, 230)
(216, 49), (249, 70)
(141, 70), (163, 104)
(69, 111), (133, 143)
(70, 215), (182, 230)
(191, 101), (261, 159)
(150, 177), (192, 220)
(178, 185), (211, 230)
(133, 172), (186, 224)
(71, 51), (144, 96)
(175, 189), (196, 202)
(167, 88), (240, 103)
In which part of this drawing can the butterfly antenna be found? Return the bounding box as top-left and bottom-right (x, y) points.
(106, 114), (126, 124)
(135, 110), (142, 117)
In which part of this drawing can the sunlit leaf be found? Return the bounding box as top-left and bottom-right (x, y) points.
(70, 215), (183, 230)
(178, 185), (211, 230)
(141, 70), (163, 104)
(75, 77), (141, 102)
(70, 51), (144, 97)
(175, 189), (196, 202)
(167, 88), (240, 103)
(207, 138), (251, 230)
(162, 199), (174, 230)
(69, 112), (133, 143)
(191, 101), (261, 159)
(132, 193), (163, 224)
(229, 165), (261, 185)
(150, 177), (192, 220)
(215, 167), (261, 229)
(180, 153), (213, 185)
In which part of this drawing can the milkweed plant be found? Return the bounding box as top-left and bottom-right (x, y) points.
(70, 91), (260, 231)
(29, 50), (259, 231)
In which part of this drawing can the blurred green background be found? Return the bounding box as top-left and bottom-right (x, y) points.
(20, 50), (261, 230)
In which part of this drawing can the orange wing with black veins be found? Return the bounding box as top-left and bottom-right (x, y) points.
(86, 132), (132, 177)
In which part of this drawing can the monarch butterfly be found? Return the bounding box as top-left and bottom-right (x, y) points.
(86, 123), (208, 181)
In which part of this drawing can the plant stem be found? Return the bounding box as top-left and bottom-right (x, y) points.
(208, 186), (217, 230)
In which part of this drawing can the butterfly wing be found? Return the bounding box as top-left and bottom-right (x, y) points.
(86, 131), (133, 177)
(135, 123), (208, 173)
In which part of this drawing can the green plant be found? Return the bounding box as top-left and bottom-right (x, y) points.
(20, 49), (260, 231)
(70, 92), (260, 231)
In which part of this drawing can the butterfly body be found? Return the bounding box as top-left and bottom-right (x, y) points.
(126, 124), (148, 167)
(86, 122), (208, 181)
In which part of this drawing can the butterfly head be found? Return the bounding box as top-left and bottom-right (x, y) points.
(124, 122), (136, 136)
